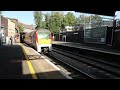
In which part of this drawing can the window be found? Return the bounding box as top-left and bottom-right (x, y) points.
(38, 32), (50, 39)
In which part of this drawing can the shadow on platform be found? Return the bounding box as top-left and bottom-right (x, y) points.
(0, 45), (32, 79)
(0, 45), (68, 79)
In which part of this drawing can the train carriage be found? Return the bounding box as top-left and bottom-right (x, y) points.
(24, 29), (52, 53)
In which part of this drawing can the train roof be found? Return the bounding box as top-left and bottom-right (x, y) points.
(36, 29), (50, 32)
(25, 29), (50, 35)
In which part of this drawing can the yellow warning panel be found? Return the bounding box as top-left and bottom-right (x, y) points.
(38, 39), (51, 44)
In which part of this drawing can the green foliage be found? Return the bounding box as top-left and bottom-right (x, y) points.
(65, 12), (76, 26)
(34, 11), (42, 29)
(33, 11), (103, 34)
(62, 16), (69, 27)
(48, 11), (64, 34)
(18, 23), (24, 33)
(75, 17), (80, 25)
(41, 21), (46, 29)
(77, 14), (102, 24)
(91, 15), (102, 23)
(44, 13), (50, 29)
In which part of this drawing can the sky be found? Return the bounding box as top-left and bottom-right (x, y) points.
(1, 11), (120, 25)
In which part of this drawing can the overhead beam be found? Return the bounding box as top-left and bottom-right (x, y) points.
(75, 8), (117, 16)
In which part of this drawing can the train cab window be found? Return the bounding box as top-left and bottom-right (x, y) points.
(38, 32), (50, 39)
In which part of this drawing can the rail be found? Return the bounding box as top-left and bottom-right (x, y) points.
(48, 47), (120, 79)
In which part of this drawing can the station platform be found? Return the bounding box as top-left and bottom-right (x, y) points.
(0, 43), (71, 79)
(53, 41), (120, 56)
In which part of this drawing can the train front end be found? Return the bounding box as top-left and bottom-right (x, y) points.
(36, 30), (52, 53)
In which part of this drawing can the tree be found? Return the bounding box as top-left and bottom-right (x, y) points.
(49, 12), (59, 34)
(18, 23), (24, 33)
(76, 14), (103, 29)
(41, 21), (46, 29)
(65, 12), (76, 26)
(48, 11), (64, 34)
(75, 17), (80, 25)
(91, 15), (102, 23)
(34, 11), (42, 29)
(44, 13), (50, 29)
(90, 15), (102, 27)
(62, 16), (69, 27)
(77, 14), (87, 24)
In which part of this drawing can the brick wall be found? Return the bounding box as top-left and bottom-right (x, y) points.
(1, 16), (8, 37)
(7, 19), (15, 37)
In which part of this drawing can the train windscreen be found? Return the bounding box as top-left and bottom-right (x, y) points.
(38, 32), (50, 39)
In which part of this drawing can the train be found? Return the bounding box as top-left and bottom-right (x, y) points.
(24, 29), (52, 53)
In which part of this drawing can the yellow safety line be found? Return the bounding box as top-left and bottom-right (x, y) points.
(20, 44), (38, 79)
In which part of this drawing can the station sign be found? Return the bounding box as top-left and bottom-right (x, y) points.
(84, 26), (107, 44)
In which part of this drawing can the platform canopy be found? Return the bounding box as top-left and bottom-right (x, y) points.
(73, 1), (120, 16)
(75, 8), (117, 16)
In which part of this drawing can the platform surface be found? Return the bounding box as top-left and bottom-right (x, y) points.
(0, 43), (71, 79)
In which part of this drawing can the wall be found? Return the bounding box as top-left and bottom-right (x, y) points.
(7, 19), (16, 43)
(1, 16), (8, 37)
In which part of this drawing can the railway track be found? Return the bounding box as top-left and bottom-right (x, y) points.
(23, 43), (120, 79)
(23, 43), (88, 79)
(47, 47), (120, 79)
(44, 53), (90, 79)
